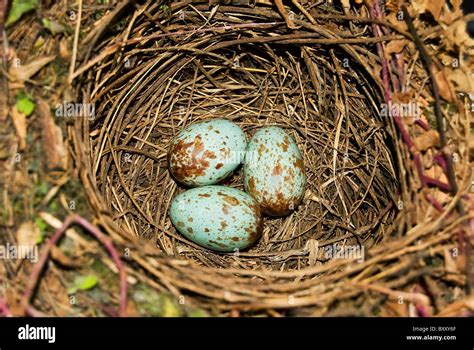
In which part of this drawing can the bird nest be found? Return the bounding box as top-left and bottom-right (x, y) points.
(70, 1), (471, 314)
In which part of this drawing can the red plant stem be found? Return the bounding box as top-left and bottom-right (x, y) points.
(23, 215), (127, 317)
(0, 298), (11, 317)
(369, 3), (451, 193)
(415, 119), (430, 131)
(416, 304), (430, 317)
(395, 52), (405, 91)
(425, 194), (445, 213)
(25, 305), (48, 317)
(433, 153), (448, 173)
(390, 59), (401, 93)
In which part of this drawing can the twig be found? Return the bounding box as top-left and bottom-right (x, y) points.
(290, 0), (316, 24)
(68, 0), (83, 83)
(22, 214), (128, 316)
(275, 0), (298, 29)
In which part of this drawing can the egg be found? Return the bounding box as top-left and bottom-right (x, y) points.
(244, 126), (306, 216)
(168, 119), (246, 187)
(169, 186), (263, 252)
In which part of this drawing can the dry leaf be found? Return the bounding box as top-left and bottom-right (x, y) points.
(444, 20), (474, 51)
(425, 0), (443, 21)
(11, 108), (27, 151)
(13, 170), (31, 188)
(447, 68), (474, 94)
(434, 69), (454, 101)
(469, 133), (474, 151)
(410, 0), (448, 22)
(385, 0), (405, 12)
(380, 300), (408, 317)
(385, 39), (409, 55)
(16, 221), (40, 259)
(414, 130), (440, 151)
(305, 239), (319, 266)
(439, 1), (463, 25)
(38, 99), (68, 171)
(9, 56), (55, 82)
(51, 246), (83, 268)
(59, 39), (70, 59)
(385, 12), (408, 31)
(411, 0), (427, 14)
(444, 247), (458, 274)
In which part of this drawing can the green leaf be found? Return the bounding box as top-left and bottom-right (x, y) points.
(42, 18), (66, 35)
(16, 92), (35, 116)
(35, 217), (47, 232)
(34, 217), (46, 244)
(6, 0), (38, 27)
(68, 275), (98, 294)
(161, 296), (182, 317)
(36, 181), (48, 196)
(187, 309), (209, 317)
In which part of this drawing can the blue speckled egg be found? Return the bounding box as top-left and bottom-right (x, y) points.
(169, 186), (263, 252)
(244, 126), (306, 216)
(168, 119), (246, 187)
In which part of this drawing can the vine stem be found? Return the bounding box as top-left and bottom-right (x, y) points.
(22, 214), (128, 317)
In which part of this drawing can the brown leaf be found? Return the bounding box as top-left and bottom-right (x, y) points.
(16, 222), (40, 259)
(410, 0), (443, 20)
(385, 0), (405, 12)
(385, 12), (408, 31)
(425, 0), (443, 20)
(11, 108), (27, 151)
(9, 56), (55, 82)
(59, 39), (70, 59)
(413, 130), (440, 152)
(444, 247), (459, 274)
(445, 20), (474, 51)
(385, 39), (409, 55)
(468, 134), (474, 152)
(38, 99), (68, 171)
(51, 246), (83, 268)
(411, 0), (427, 14)
(434, 69), (454, 102)
(380, 300), (409, 317)
(439, 3), (463, 25)
(447, 68), (474, 94)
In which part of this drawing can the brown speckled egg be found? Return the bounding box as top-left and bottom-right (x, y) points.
(168, 119), (246, 187)
(169, 186), (263, 252)
(244, 126), (306, 216)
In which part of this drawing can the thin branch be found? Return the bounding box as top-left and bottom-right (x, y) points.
(22, 215), (128, 316)
(68, 0), (83, 83)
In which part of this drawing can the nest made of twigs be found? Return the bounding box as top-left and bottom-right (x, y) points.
(70, 1), (471, 314)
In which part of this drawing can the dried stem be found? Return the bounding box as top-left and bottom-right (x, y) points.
(22, 215), (128, 316)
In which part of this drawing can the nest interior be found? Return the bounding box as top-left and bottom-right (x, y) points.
(71, 2), (426, 312)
